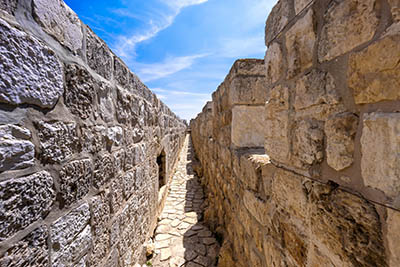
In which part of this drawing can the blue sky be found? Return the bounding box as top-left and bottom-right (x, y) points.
(64, 0), (277, 120)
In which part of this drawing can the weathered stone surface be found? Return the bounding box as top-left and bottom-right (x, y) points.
(361, 113), (400, 198)
(265, 0), (291, 46)
(0, 226), (49, 267)
(348, 25), (400, 104)
(86, 27), (112, 80)
(295, 0), (312, 14)
(65, 64), (95, 119)
(285, 9), (315, 78)
(294, 69), (339, 111)
(229, 76), (268, 105)
(114, 57), (129, 87)
(0, 171), (55, 240)
(122, 171), (135, 199)
(319, 0), (379, 61)
(0, 18), (63, 108)
(50, 203), (91, 267)
(231, 106), (265, 148)
(32, 0), (83, 52)
(35, 121), (78, 163)
(93, 153), (114, 189)
(59, 159), (92, 207)
(264, 42), (283, 84)
(0, 124), (35, 172)
(110, 178), (124, 213)
(264, 110), (290, 165)
(325, 113), (358, 171)
(0, 0), (17, 14)
(390, 0), (400, 22)
(81, 125), (106, 154)
(106, 126), (123, 147)
(98, 82), (115, 123)
(387, 209), (400, 267)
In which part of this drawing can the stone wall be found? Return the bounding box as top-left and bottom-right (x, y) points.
(191, 0), (400, 266)
(0, 1), (186, 266)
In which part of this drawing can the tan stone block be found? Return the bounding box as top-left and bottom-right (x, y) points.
(229, 76), (268, 105)
(264, 42), (283, 84)
(231, 106), (265, 148)
(265, 109), (290, 165)
(389, 0), (400, 22)
(265, 0), (291, 46)
(263, 237), (286, 267)
(361, 113), (400, 198)
(295, 0), (313, 14)
(281, 222), (308, 267)
(387, 209), (400, 266)
(308, 245), (337, 267)
(286, 9), (316, 78)
(243, 190), (273, 227)
(325, 112), (358, 171)
(239, 153), (270, 191)
(348, 25), (400, 104)
(318, 0), (379, 61)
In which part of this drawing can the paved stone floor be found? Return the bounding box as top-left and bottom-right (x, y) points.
(150, 135), (220, 267)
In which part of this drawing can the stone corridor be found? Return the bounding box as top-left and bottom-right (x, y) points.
(149, 135), (220, 267)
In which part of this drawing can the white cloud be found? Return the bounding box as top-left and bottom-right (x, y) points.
(136, 54), (209, 82)
(219, 34), (266, 58)
(162, 0), (208, 9)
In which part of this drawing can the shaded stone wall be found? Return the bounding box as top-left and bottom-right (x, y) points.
(0, 0), (186, 266)
(191, 0), (400, 266)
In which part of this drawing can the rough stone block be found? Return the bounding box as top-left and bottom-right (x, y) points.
(239, 153), (270, 192)
(0, 0), (17, 14)
(265, 0), (291, 46)
(113, 149), (125, 175)
(114, 57), (129, 87)
(325, 113), (358, 171)
(50, 203), (91, 267)
(116, 87), (132, 124)
(264, 42), (283, 84)
(0, 124), (35, 172)
(35, 121), (78, 164)
(0, 226), (49, 267)
(264, 110), (290, 165)
(86, 27), (112, 80)
(0, 18), (63, 108)
(285, 9), (315, 78)
(389, 0), (400, 22)
(361, 113), (400, 198)
(59, 159), (92, 207)
(387, 209), (400, 266)
(32, 0), (83, 52)
(348, 24), (400, 104)
(89, 230), (110, 266)
(106, 126), (124, 147)
(98, 82), (115, 123)
(229, 76), (268, 105)
(81, 125), (106, 154)
(318, 0), (379, 61)
(64, 64), (95, 119)
(110, 178), (124, 213)
(0, 171), (55, 240)
(295, 0), (312, 14)
(122, 171), (135, 199)
(93, 153), (114, 189)
(231, 106), (264, 149)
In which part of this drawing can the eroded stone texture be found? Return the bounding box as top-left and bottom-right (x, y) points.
(86, 27), (112, 80)
(32, 0), (83, 52)
(264, 42), (283, 84)
(325, 113), (358, 171)
(0, 18), (63, 108)
(285, 9), (315, 78)
(265, 0), (291, 46)
(387, 209), (400, 266)
(0, 226), (49, 267)
(114, 57), (129, 88)
(0, 171), (55, 240)
(65, 64), (95, 119)
(106, 126), (123, 147)
(319, 0), (379, 61)
(295, 0), (312, 14)
(98, 82), (115, 123)
(231, 106), (265, 148)
(348, 25), (400, 104)
(389, 0), (400, 22)
(0, 124), (35, 172)
(35, 121), (78, 163)
(59, 159), (92, 207)
(229, 76), (267, 105)
(93, 153), (114, 189)
(81, 125), (106, 154)
(0, 0), (17, 14)
(361, 113), (400, 198)
(50, 203), (91, 267)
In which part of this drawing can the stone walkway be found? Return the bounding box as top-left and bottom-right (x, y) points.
(150, 135), (220, 267)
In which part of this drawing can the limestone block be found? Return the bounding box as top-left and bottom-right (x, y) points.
(106, 126), (124, 147)
(281, 222), (308, 266)
(309, 183), (386, 266)
(86, 27), (112, 80)
(294, 69), (339, 111)
(0, 0), (17, 14)
(263, 237), (286, 267)
(387, 209), (400, 267)
(265, 0), (291, 46)
(389, 0), (400, 22)
(110, 178), (124, 213)
(93, 153), (114, 189)
(0, 124), (34, 172)
(122, 171), (135, 199)
(35, 121), (78, 164)
(348, 25), (400, 104)
(32, 0), (83, 52)
(361, 113), (400, 198)
(232, 59), (265, 76)
(0, 226), (49, 267)
(0, 171), (55, 240)
(81, 125), (106, 154)
(89, 230), (110, 266)
(98, 82), (115, 123)
(239, 153), (270, 191)
(50, 203), (91, 267)
(113, 149), (125, 175)
(264, 42), (283, 84)
(114, 57), (129, 88)
(231, 106), (265, 148)
(325, 113), (358, 171)
(59, 159), (92, 207)
(65, 64), (95, 119)
(292, 119), (324, 168)
(229, 76), (268, 105)
(264, 111), (290, 165)
(243, 189), (273, 227)
(116, 87), (132, 124)
(285, 9), (315, 78)
(0, 18), (63, 108)
(319, 0), (379, 62)
(90, 194), (111, 237)
(295, 0), (312, 14)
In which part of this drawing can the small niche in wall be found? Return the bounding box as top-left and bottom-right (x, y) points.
(157, 150), (166, 190)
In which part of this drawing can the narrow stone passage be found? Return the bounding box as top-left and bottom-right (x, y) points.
(150, 135), (220, 267)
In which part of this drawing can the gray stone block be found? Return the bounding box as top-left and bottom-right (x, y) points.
(86, 27), (112, 80)
(0, 0), (18, 15)
(93, 153), (114, 189)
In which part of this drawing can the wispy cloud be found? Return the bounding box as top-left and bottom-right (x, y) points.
(162, 0), (209, 9)
(219, 34), (266, 58)
(135, 54), (209, 82)
(152, 88), (209, 97)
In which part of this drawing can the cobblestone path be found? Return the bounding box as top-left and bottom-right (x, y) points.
(151, 135), (220, 267)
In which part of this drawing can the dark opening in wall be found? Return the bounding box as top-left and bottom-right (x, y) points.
(157, 150), (166, 190)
